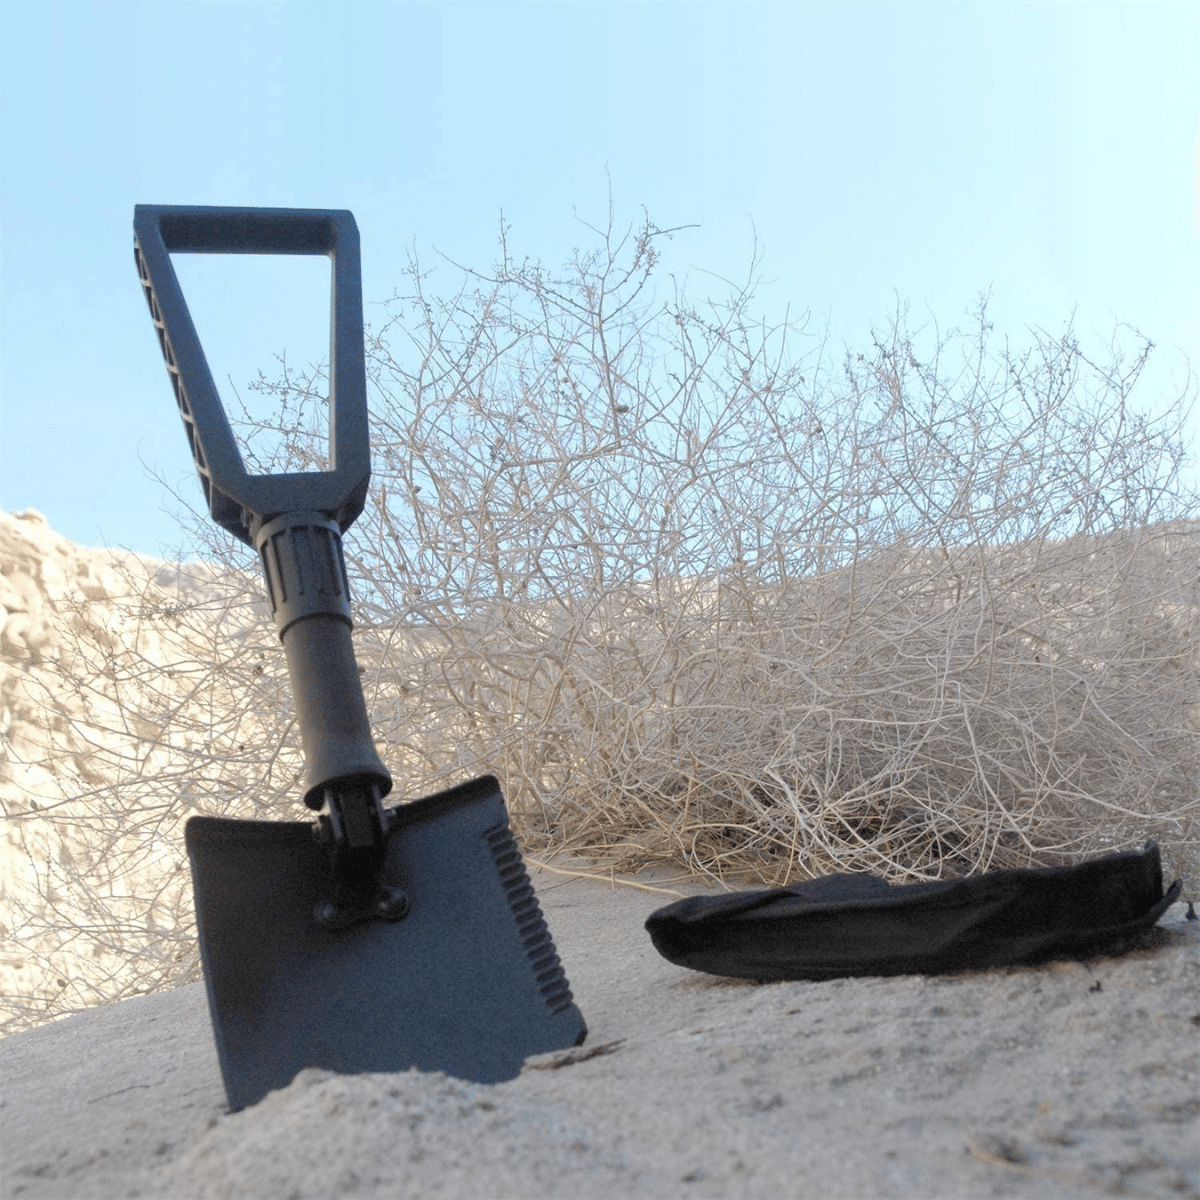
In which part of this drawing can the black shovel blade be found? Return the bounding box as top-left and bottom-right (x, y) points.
(185, 775), (586, 1111)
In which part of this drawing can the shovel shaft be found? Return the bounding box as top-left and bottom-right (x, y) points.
(255, 511), (391, 808)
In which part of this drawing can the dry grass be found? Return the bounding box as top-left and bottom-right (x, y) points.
(2, 206), (1196, 1033)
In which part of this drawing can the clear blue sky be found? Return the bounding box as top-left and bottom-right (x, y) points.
(2, 1), (1197, 559)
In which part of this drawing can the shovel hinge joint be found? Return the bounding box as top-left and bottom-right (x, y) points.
(312, 781), (408, 931)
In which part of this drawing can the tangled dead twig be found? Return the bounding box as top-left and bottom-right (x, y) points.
(2, 207), (1197, 1033)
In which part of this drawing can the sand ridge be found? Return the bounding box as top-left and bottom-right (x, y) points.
(2, 870), (1196, 1200)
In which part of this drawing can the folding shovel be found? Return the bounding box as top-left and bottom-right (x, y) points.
(133, 205), (586, 1111)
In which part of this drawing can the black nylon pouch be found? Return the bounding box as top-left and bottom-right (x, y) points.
(645, 841), (1183, 981)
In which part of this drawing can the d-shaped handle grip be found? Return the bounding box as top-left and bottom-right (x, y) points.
(134, 205), (392, 812)
(133, 204), (370, 545)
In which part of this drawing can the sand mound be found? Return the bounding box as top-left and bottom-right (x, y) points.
(0, 508), (1197, 1198)
(2, 872), (1196, 1199)
(0, 509), (273, 1031)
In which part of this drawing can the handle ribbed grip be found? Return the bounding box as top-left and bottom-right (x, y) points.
(256, 512), (353, 638)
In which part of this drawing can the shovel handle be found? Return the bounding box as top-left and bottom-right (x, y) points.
(134, 204), (391, 812)
(133, 204), (370, 545)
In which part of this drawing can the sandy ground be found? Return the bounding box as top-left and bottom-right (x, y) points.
(2, 868), (1197, 1200)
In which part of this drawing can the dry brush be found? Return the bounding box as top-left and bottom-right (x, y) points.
(2, 208), (1197, 1031)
